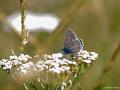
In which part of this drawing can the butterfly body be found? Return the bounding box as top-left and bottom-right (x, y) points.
(62, 28), (84, 54)
(62, 48), (73, 54)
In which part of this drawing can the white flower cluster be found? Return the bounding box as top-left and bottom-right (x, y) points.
(0, 53), (77, 75)
(17, 61), (34, 75)
(0, 50), (98, 76)
(35, 53), (77, 74)
(0, 54), (32, 74)
(76, 50), (98, 63)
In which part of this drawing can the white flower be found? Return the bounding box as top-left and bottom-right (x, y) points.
(3, 61), (12, 70)
(35, 64), (45, 71)
(52, 53), (63, 59)
(82, 60), (92, 63)
(0, 51), (98, 76)
(75, 50), (98, 63)
(17, 62), (33, 75)
(49, 67), (61, 73)
(34, 53), (77, 74)
(0, 54), (33, 74)
(89, 52), (98, 60)
(61, 66), (70, 71)
(18, 54), (31, 62)
(44, 54), (52, 59)
(50, 62), (59, 67)
(25, 55), (32, 59)
(10, 55), (18, 60)
(12, 60), (22, 65)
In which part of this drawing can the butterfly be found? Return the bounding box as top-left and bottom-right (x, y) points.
(62, 28), (84, 54)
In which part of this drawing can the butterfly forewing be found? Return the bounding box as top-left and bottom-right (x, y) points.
(64, 28), (78, 49)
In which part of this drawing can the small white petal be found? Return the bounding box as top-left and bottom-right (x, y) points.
(10, 55), (18, 60)
(52, 53), (63, 59)
(83, 60), (92, 63)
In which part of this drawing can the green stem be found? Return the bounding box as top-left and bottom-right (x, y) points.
(23, 83), (29, 90)
(54, 74), (66, 90)
(70, 64), (83, 90)
(70, 63), (92, 90)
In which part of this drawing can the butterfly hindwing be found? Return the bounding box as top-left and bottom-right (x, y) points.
(78, 38), (84, 50)
(69, 38), (83, 52)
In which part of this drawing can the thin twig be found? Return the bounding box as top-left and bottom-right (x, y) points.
(19, 0), (26, 52)
(94, 42), (120, 90)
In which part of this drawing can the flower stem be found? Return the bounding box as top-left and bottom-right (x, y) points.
(23, 83), (29, 90)
(70, 63), (91, 90)
(54, 74), (65, 90)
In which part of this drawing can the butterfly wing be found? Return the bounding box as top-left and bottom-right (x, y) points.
(64, 28), (78, 49)
(63, 28), (84, 54)
(78, 38), (84, 50)
(69, 38), (84, 52)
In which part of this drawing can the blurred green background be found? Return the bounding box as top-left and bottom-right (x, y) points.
(0, 0), (120, 90)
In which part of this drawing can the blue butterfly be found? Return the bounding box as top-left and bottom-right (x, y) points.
(62, 28), (84, 54)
